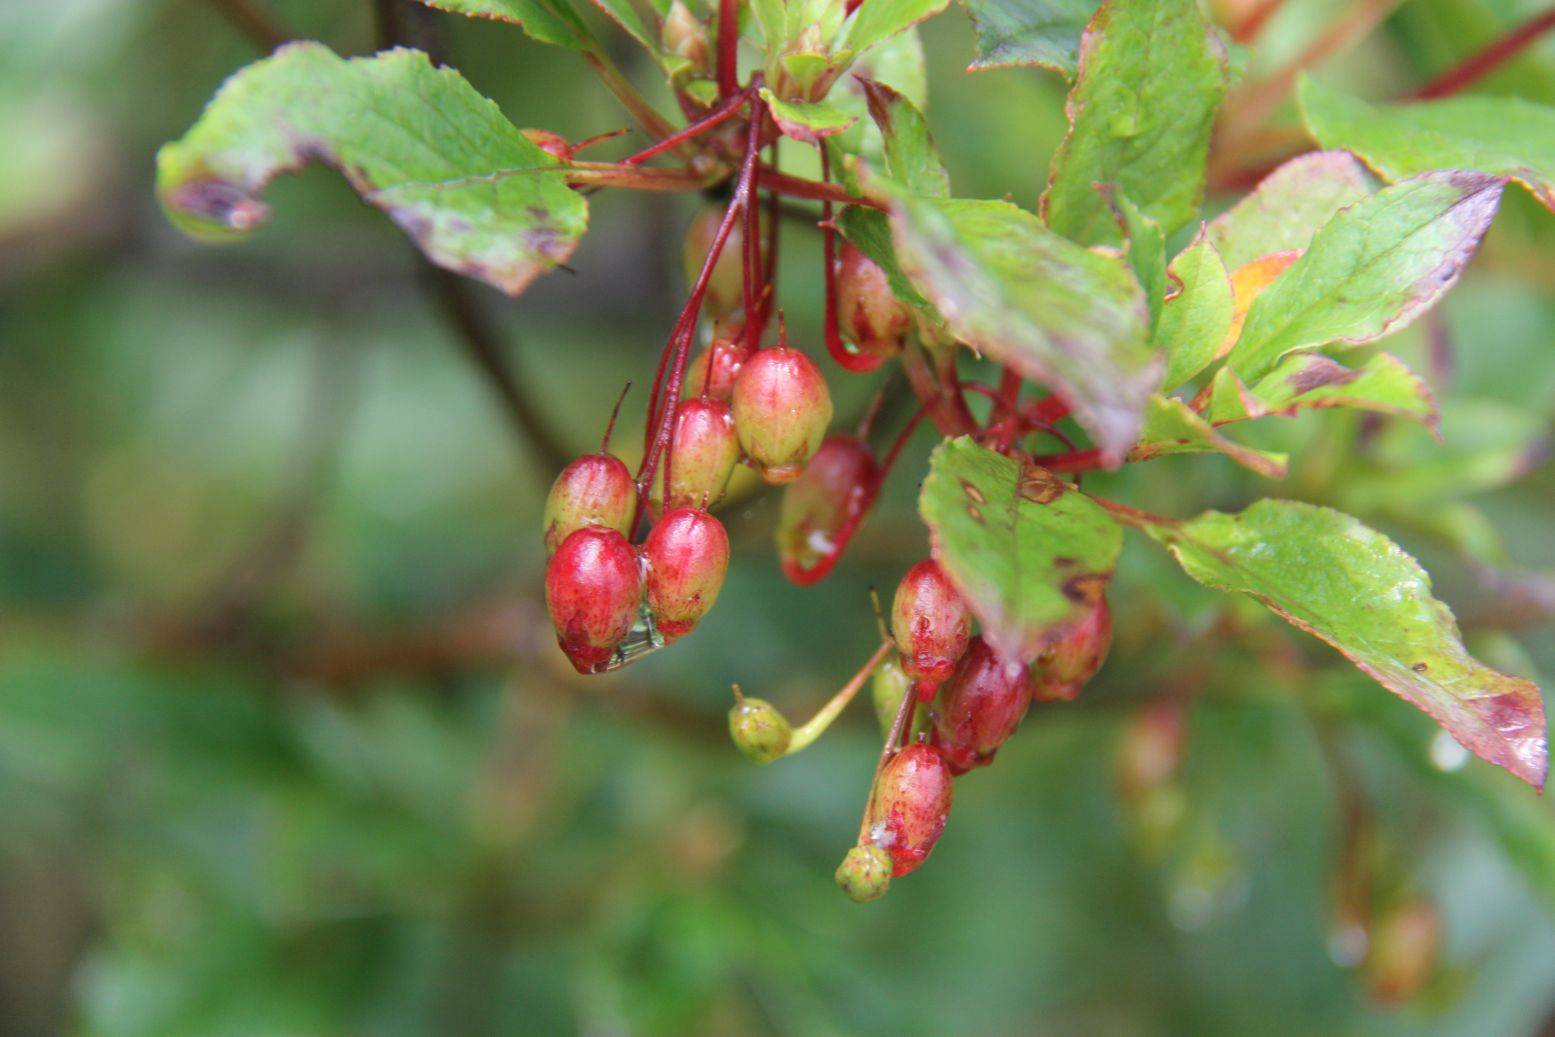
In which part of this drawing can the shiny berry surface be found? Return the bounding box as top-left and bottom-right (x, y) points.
(642, 507), (729, 640)
(775, 436), (877, 584)
(544, 525), (642, 674)
(837, 241), (911, 359)
(890, 560), (972, 692)
(661, 397), (739, 511)
(930, 637), (1034, 774)
(542, 452), (635, 555)
(731, 346), (833, 484)
(868, 741), (954, 878)
(1033, 597), (1112, 701)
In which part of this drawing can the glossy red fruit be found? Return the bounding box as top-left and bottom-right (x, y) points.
(523, 128), (572, 161)
(731, 346), (833, 484)
(643, 507), (730, 640)
(685, 327), (753, 401)
(1033, 597), (1112, 701)
(867, 741), (954, 877)
(544, 526), (642, 674)
(890, 560), (971, 694)
(930, 637), (1034, 774)
(543, 453), (635, 555)
(775, 436), (877, 585)
(661, 397), (739, 510)
(837, 242), (911, 360)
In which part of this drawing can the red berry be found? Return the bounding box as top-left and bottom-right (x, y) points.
(731, 346), (833, 484)
(543, 453), (635, 555)
(523, 128), (572, 161)
(685, 326), (753, 401)
(775, 436), (877, 584)
(838, 242), (911, 360)
(660, 397), (739, 511)
(1033, 597), (1112, 701)
(867, 741), (954, 877)
(890, 560), (971, 694)
(930, 637), (1033, 774)
(643, 507), (729, 640)
(544, 526), (642, 674)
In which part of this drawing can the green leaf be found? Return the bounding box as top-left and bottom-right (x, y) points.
(1206, 352), (1439, 431)
(919, 437), (1123, 662)
(1299, 76), (1555, 211)
(842, 0), (952, 55)
(1227, 171), (1503, 380)
(958, 0), (1100, 77)
(759, 88), (858, 142)
(835, 206), (936, 315)
(1157, 229), (1233, 391)
(1136, 499), (1548, 789)
(1128, 395), (1286, 476)
(1204, 149), (1373, 270)
(1105, 188), (1166, 333)
(857, 78), (950, 197)
(412, 0), (594, 49)
(156, 45), (588, 298)
(886, 194), (1158, 461)
(1041, 0), (1227, 245)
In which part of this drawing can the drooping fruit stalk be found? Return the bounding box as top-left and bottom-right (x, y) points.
(890, 559), (972, 696)
(659, 396), (739, 511)
(1033, 597), (1112, 701)
(543, 453), (635, 555)
(837, 241), (911, 361)
(544, 526), (643, 673)
(731, 344), (833, 484)
(930, 636), (1034, 774)
(866, 741), (954, 877)
(775, 435), (877, 584)
(642, 506), (730, 639)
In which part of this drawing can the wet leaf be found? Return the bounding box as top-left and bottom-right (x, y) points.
(1206, 352), (1438, 431)
(1157, 229), (1233, 391)
(156, 44), (588, 297)
(842, 0), (953, 55)
(858, 78), (950, 197)
(920, 437), (1123, 663)
(412, 0), (594, 49)
(886, 194), (1158, 462)
(958, 0), (1100, 77)
(1300, 76), (1555, 211)
(1227, 171), (1503, 380)
(1137, 500), (1548, 789)
(1041, 0), (1228, 244)
(1105, 188), (1166, 332)
(1205, 150), (1373, 270)
(760, 88), (858, 141)
(1129, 395), (1286, 477)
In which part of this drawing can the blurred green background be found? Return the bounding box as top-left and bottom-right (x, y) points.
(4, 0), (1555, 1034)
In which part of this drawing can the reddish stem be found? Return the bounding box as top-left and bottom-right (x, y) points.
(601, 381), (632, 452)
(764, 139), (781, 327)
(717, 0), (739, 99)
(1028, 448), (1105, 473)
(1411, 8), (1555, 99)
(901, 345), (972, 437)
(741, 103), (764, 351)
(1022, 394), (1071, 426)
(624, 86), (753, 166)
(757, 167), (887, 209)
(1231, 0), (1291, 43)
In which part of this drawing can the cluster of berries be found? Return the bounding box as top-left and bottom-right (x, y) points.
(832, 560), (1113, 900)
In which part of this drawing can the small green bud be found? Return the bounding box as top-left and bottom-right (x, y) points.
(728, 689), (792, 763)
(834, 844), (892, 902)
(871, 655), (914, 736)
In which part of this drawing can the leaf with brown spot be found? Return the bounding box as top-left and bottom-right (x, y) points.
(156, 44), (588, 297)
(920, 437), (1123, 662)
(1133, 499), (1548, 789)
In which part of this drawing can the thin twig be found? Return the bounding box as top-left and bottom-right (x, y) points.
(1411, 7), (1555, 98)
(207, 0), (289, 49)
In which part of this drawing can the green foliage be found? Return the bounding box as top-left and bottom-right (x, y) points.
(1041, 0), (1228, 244)
(156, 43), (587, 296)
(958, 0), (1100, 76)
(1204, 149), (1374, 270)
(918, 437), (1122, 661)
(1156, 230), (1234, 391)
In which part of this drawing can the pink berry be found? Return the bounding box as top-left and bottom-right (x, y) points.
(523, 128), (572, 161)
(775, 435), (877, 585)
(643, 507), (730, 640)
(890, 560), (971, 695)
(544, 526), (642, 674)
(1033, 597), (1112, 701)
(930, 637), (1034, 774)
(837, 242), (911, 360)
(543, 453), (635, 555)
(867, 741), (954, 877)
(685, 327), (753, 401)
(659, 396), (739, 512)
(730, 346), (833, 484)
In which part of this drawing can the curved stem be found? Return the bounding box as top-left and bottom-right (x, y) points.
(1412, 8), (1555, 99)
(757, 167), (888, 209)
(785, 640), (894, 755)
(623, 86), (753, 165)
